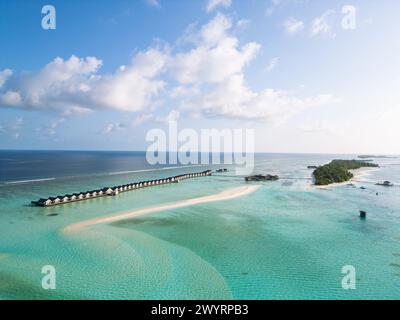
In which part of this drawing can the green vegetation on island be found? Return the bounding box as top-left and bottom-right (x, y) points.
(313, 160), (379, 186)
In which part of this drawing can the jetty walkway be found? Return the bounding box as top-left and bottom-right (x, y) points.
(32, 170), (212, 207)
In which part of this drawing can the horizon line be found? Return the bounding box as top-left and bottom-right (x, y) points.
(0, 148), (398, 157)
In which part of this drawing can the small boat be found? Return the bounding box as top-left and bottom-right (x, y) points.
(376, 181), (394, 187)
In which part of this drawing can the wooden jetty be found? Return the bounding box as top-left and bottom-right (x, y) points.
(31, 170), (212, 207)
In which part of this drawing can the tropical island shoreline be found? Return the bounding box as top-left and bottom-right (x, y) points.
(313, 167), (379, 189)
(62, 185), (261, 233)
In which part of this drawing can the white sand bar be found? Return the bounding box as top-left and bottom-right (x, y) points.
(63, 185), (261, 233)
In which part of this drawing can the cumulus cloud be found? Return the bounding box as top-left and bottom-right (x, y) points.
(310, 10), (336, 37)
(283, 18), (304, 35)
(170, 14), (260, 84)
(180, 74), (337, 122)
(0, 13), (337, 124)
(0, 69), (12, 88)
(206, 0), (232, 12)
(0, 52), (167, 114)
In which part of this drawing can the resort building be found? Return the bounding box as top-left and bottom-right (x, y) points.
(32, 169), (213, 207)
(50, 197), (61, 204)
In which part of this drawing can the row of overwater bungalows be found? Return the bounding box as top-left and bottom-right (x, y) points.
(32, 170), (212, 207)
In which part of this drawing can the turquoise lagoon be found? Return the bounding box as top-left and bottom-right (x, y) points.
(0, 152), (400, 299)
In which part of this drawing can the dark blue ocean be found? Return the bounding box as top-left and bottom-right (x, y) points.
(0, 150), (369, 184)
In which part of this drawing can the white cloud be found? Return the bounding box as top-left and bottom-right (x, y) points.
(0, 13), (336, 125)
(91, 49), (168, 112)
(103, 122), (128, 134)
(1, 91), (22, 106)
(310, 10), (336, 37)
(264, 57), (279, 72)
(36, 117), (65, 136)
(169, 85), (200, 99)
(0, 117), (24, 139)
(156, 110), (180, 124)
(299, 120), (337, 135)
(48, 118), (65, 136)
(170, 14), (260, 84)
(236, 19), (250, 29)
(206, 0), (232, 12)
(146, 0), (160, 7)
(132, 113), (154, 126)
(180, 74), (337, 122)
(0, 69), (12, 88)
(283, 18), (304, 35)
(265, 0), (282, 17)
(8, 117), (24, 130)
(0, 52), (167, 114)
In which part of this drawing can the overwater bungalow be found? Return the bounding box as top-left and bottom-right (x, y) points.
(50, 197), (61, 204)
(37, 198), (53, 206)
(33, 169), (213, 207)
(60, 196), (69, 202)
(103, 188), (113, 195)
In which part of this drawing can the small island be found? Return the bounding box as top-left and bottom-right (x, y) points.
(313, 160), (378, 186)
(245, 174), (279, 182)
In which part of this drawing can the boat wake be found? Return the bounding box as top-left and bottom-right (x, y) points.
(2, 177), (56, 185)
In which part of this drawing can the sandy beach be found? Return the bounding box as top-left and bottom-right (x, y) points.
(314, 167), (379, 189)
(63, 185), (261, 233)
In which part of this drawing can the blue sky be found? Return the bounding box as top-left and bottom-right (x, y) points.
(0, 0), (399, 154)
